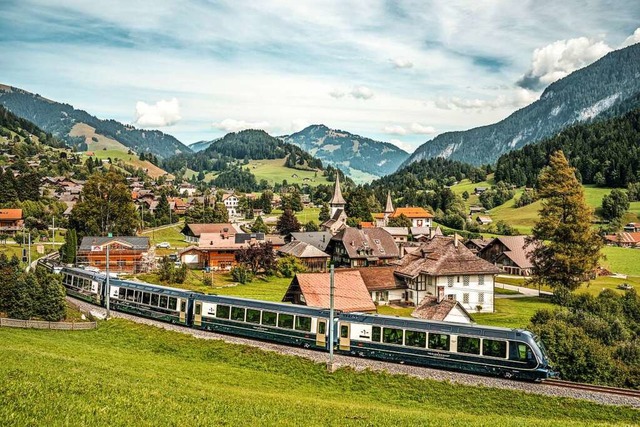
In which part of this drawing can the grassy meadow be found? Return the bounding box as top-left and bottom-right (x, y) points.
(1, 320), (638, 426)
(247, 159), (330, 187)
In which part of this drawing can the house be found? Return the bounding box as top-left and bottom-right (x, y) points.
(277, 241), (330, 272)
(381, 227), (410, 244)
(77, 236), (153, 273)
(474, 187), (487, 195)
(282, 270), (377, 312)
(355, 266), (406, 306)
(391, 207), (433, 228)
(0, 209), (24, 234)
(181, 223), (239, 243)
(180, 232), (267, 270)
(411, 296), (473, 324)
(623, 223), (640, 232)
(465, 238), (490, 254)
(412, 225), (443, 242)
(476, 216), (493, 226)
(222, 193), (239, 217)
(469, 206), (485, 216)
(320, 175), (348, 234)
(393, 235), (501, 313)
(373, 191), (396, 227)
(327, 227), (399, 268)
(603, 232), (640, 248)
(478, 236), (535, 276)
(178, 184), (197, 197)
(290, 231), (333, 252)
(168, 198), (188, 215)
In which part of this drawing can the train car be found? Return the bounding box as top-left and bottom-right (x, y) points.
(191, 294), (334, 350)
(107, 279), (193, 326)
(337, 312), (554, 381)
(61, 267), (106, 305)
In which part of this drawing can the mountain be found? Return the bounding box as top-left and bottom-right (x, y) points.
(282, 125), (409, 181)
(0, 104), (65, 149)
(403, 43), (640, 167)
(0, 84), (192, 159)
(189, 139), (217, 152)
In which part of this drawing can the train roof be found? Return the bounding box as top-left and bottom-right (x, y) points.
(339, 312), (533, 341)
(194, 293), (333, 317)
(62, 266), (107, 280)
(110, 278), (193, 298)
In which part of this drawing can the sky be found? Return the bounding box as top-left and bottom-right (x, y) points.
(1, 1), (639, 153)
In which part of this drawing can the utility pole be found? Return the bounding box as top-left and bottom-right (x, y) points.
(52, 216), (55, 250)
(105, 243), (110, 318)
(28, 231), (31, 268)
(327, 264), (335, 372)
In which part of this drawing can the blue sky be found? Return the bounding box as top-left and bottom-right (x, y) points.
(1, 0), (639, 152)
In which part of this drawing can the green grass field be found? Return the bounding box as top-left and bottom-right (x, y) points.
(247, 159), (330, 187)
(601, 246), (640, 276)
(1, 320), (637, 426)
(474, 297), (556, 328)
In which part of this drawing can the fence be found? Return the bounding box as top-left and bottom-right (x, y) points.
(0, 318), (97, 330)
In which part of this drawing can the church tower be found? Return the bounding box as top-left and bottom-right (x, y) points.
(383, 190), (394, 226)
(329, 173), (346, 217)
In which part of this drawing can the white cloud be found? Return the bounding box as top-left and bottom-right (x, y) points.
(517, 37), (612, 89)
(390, 138), (415, 153)
(382, 125), (407, 135)
(289, 119), (309, 133)
(133, 97), (181, 127)
(350, 85), (374, 100)
(390, 58), (413, 69)
(409, 123), (437, 135)
(434, 88), (538, 111)
(329, 88), (346, 99)
(213, 118), (271, 133)
(621, 27), (640, 48)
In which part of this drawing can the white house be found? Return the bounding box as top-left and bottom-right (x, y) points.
(222, 193), (239, 217)
(393, 235), (501, 313)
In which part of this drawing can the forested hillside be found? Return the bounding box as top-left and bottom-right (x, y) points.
(0, 85), (191, 158)
(494, 107), (640, 188)
(0, 105), (65, 149)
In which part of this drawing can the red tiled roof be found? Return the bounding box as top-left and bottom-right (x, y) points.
(286, 271), (376, 312)
(0, 209), (23, 220)
(392, 207), (434, 218)
(604, 232), (640, 244)
(353, 267), (406, 291)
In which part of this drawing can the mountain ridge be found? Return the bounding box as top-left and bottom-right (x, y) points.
(402, 43), (640, 168)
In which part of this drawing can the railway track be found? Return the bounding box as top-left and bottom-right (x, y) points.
(542, 379), (640, 398)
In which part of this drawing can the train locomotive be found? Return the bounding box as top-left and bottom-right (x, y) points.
(59, 266), (557, 381)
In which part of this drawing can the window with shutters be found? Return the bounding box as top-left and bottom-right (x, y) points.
(463, 293), (469, 304)
(463, 275), (469, 286)
(478, 292), (485, 304)
(447, 276), (454, 287)
(478, 275), (485, 286)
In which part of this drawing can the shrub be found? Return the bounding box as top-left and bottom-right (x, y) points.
(231, 265), (253, 284)
(276, 255), (307, 278)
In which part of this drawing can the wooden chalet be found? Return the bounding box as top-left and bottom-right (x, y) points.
(77, 236), (153, 273)
(327, 227), (399, 268)
(478, 236), (534, 276)
(0, 209), (24, 234)
(181, 223), (239, 243)
(277, 240), (329, 272)
(180, 232), (266, 270)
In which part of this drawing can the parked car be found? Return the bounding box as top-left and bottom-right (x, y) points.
(156, 242), (171, 248)
(617, 283), (633, 290)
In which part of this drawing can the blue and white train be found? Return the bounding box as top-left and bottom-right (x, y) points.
(59, 266), (557, 381)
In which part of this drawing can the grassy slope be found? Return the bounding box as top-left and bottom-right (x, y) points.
(601, 246), (640, 277)
(247, 159), (330, 187)
(1, 321), (637, 426)
(70, 123), (169, 179)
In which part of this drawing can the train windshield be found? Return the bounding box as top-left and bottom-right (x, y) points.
(533, 335), (549, 360)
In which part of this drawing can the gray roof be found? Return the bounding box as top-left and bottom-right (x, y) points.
(290, 231), (333, 251)
(79, 236), (150, 251)
(329, 174), (346, 206)
(235, 233), (265, 244)
(278, 241), (330, 258)
(332, 227), (399, 260)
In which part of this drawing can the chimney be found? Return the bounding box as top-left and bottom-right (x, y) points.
(454, 233), (459, 248)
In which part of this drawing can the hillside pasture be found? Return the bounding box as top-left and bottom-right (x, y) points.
(246, 159), (330, 187)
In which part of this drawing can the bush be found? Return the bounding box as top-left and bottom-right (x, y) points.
(202, 275), (213, 287)
(231, 265), (253, 284)
(276, 255), (306, 278)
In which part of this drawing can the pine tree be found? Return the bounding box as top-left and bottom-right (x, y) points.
(318, 203), (330, 222)
(155, 194), (171, 225)
(212, 202), (229, 223)
(276, 209), (301, 235)
(251, 216), (270, 233)
(528, 151), (602, 294)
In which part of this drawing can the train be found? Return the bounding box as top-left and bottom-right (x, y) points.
(59, 266), (557, 381)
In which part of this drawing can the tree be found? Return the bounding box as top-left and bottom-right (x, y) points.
(212, 202), (229, 223)
(69, 170), (139, 237)
(387, 214), (412, 227)
(318, 203), (330, 222)
(260, 191), (273, 214)
(276, 209), (301, 235)
(276, 255), (306, 278)
(155, 194), (172, 225)
(235, 242), (276, 275)
(251, 216), (270, 233)
(628, 182), (640, 202)
(462, 190), (469, 201)
(158, 256), (176, 282)
(35, 267), (66, 321)
(527, 151), (602, 293)
(304, 220), (319, 232)
(230, 265), (253, 284)
(60, 229), (77, 264)
(601, 189), (629, 225)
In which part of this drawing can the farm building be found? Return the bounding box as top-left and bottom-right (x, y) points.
(277, 241), (330, 272)
(478, 236), (535, 276)
(77, 236), (153, 274)
(0, 209), (24, 234)
(327, 227), (399, 268)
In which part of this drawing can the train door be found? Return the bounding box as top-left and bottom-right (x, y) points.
(339, 322), (351, 351)
(316, 319), (327, 347)
(194, 301), (202, 327)
(179, 299), (187, 323)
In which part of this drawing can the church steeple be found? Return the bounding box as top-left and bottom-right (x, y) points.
(329, 173), (346, 217)
(384, 190), (394, 214)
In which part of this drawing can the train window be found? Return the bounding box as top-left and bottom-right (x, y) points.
(246, 309), (261, 324)
(195, 304), (202, 315)
(340, 325), (349, 338)
(180, 301), (186, 312)
(278, 313), (294, 329)
(428, 333), (450, 351)
(126, 289), (135, 301)
(405, 330), (426, 348)
(135, 291), (143, 303)
(231, 307), (245, 322)
(168, 297), (177, 311)
(515, 343), (535, 362)
(458, 336), (481, 355)
(151, 293), (159, 306)
(216, 305), (230, 319)
(483, 339), (507, 358)
(119, 288), (126, 299)
(262, 311), (277, 326)
(295, 316), (311, 332)
(371, 326), (381, 342)
(318, 321), (326, 335)
(159, 295), (168, 308)
(383, 328), (403, 345)
(142, 292), (150, 305)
